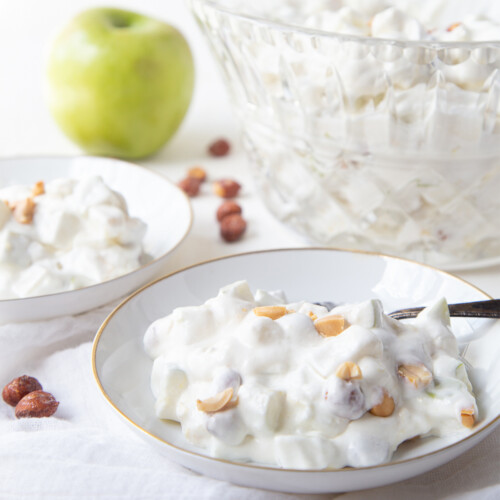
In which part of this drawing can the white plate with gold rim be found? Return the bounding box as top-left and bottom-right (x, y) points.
(0, 156), (192, 323)
(92, 248), (500, 494)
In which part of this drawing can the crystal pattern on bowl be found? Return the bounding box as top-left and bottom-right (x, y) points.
(190, 0), (500, 268)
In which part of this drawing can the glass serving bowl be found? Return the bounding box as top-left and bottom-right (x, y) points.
(189, 0), (500, 269)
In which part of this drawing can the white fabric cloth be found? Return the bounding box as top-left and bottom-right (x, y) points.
(0, 305), (499, 499)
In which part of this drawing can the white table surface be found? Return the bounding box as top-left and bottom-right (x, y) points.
(0, 1), (499, 498)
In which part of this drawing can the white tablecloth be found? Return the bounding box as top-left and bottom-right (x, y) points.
(0, 1), (499, 498)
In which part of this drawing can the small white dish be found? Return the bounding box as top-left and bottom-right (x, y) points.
(0, 156), (192, 323)
(92, 248), (500, 494)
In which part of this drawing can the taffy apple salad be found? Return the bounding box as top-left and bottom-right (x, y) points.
(0, 176), (146, 298)
(144, 281), (477, 469)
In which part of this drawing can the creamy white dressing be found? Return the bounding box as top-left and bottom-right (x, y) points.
(144, 281), (477, 469)
(0, 176), (146, 299)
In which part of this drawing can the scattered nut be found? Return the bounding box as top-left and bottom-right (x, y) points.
(187, 166), (207, 182)
(220, 213), (246, 242)
(2, 375), (42, 407)
(307, 311), (318, 321)
(178, 177), (201, 197)
(369, 390), (395, 417)
(12, 198), (36, 224)
(461, 408), (475, 428)
(314, 315), (346, 337)
(216, 200), (242, 222)
(213, 179), (241, 199)
(208, 138), (231, 157)
(197, 387), (237, 413)
(447, 22), (461, 32)
(253, 305), (288, 320)
(15, 390), (59, 419)
(397, 364), (433, 389)
(32, 181), (45, 197)
(335, 361), (362, 381)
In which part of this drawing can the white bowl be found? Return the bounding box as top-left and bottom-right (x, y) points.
(92, 248), (500, 493)
(0, 156), (192, 323)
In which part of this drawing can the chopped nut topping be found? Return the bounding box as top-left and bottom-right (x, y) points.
(32, 181), (45, 197)
(336, 361), (362, 381)
(369, 390), (395, 417)
(314, 315), (346, 337)
(397, 364), (433, 389)
(307, 311), (318, 321)
(461, 408), (475, 428)
(447, 22), (461, 32)
(196, 387), (237, 413)
(253, 306), (288, 320)
(12, 198), (36, 224)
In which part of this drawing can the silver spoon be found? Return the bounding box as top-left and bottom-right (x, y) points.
(388, 299), (500, 320)
(315, 299), (500, 320)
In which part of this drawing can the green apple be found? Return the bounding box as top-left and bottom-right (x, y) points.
(47, 7), (194, 159)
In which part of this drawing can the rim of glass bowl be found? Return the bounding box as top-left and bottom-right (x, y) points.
(191, 0), (500, 50)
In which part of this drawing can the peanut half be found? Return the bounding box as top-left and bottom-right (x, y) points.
(369, 390), (395, 417)
(196, 387), (238, 413)
(253, 306), (288, 320)
(461, 407), (475, 428)
(336, 361), (362, 382)
(307, 311), (318, 322)
(314, 315), (346, 337)
(32, 181), (45, 197)
(12, 198), (36, 224)
(397, 364), (433, 389)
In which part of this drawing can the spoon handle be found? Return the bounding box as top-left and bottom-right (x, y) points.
(388, 299), (500, 320)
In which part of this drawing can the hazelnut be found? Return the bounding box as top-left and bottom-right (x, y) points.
(178, 177), (201, 197)
(12, 198), (36, 224)
(187, 166), (207, 182)
(32, 181), (45, 197)
(369, 391), (395, 417)
(447, 22), (461, 32)
(253, 305), (288, 320)
(307, 311), (318, 321)
(216, 200), (242, 222)
(15, 390), (59, 418)
(2, 375), (43, 407)
(398, 364), (433, 389)
(220, 214), (246, 242)
(314, 315), (346, 337)
(335, 361), (362, 381)
(213, 179), (241, 199)
(197, 387), (237, 413)
(461, 408), (475, 428)
(208, 138), (231, 157)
